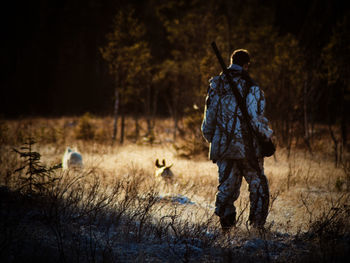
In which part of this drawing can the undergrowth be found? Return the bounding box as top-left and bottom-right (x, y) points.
(0, 118), (349, 262)
(1, 139), (223, 262)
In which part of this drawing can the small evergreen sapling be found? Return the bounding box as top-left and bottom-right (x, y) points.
(13, 138), (60, 194)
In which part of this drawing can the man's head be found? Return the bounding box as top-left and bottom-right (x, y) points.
(230, 49), (250, 71)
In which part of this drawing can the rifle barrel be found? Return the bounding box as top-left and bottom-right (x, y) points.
(211, 42), (228, 72)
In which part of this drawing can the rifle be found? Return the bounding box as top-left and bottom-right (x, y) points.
(210, 41), (275, 158)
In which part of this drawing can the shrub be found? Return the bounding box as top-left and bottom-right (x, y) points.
(174, 107), (208, 158)
(75, 113), (96, 140)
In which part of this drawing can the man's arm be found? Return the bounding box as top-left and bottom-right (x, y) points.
(246, 86), (273, 140)
(201, 77), (220, 143)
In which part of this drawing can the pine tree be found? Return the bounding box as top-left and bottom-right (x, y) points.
(14, 138), (60, 194)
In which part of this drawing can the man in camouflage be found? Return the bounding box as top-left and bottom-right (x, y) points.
(201, 49), (273, 231)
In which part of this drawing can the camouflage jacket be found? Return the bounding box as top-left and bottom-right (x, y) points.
(201, 64), (273, 161)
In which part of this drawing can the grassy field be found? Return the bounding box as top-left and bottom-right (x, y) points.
(0, 116), (349, 262)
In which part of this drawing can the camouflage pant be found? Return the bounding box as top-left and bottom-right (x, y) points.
(215, 158), (269, 227)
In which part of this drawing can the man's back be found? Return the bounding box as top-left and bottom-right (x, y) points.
(201, 64), (272, 161)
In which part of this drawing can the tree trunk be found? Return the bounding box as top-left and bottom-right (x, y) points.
(173, 114), (178, 142)
(340, 85), (347, 162)
(303, 81), (309, 140)
(120, 111), (125, 144)
(165, 93), (176, 142)
(341, 108), (347, 150)
(303, 80), (313, 155)
(145, 84), (152, 136)
(134, 114), (139, 140)
(329, 124), (339, 167)
(151, 84), (159, 133)
(112, 88), (119, 143)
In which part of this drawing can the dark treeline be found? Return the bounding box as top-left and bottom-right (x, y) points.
(7, 0), (118, 116)
(3, 0), (349, 142)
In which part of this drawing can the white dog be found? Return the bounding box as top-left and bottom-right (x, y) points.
(62, 147), (83, 170)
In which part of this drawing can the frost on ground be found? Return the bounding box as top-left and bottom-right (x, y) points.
(158, 194), (195, 205)
(1, 183), (349, 263)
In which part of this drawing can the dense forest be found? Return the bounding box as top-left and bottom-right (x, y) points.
(4, 0), (349, 145)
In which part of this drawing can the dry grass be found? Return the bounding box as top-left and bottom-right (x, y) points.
(0, 116), (349, 262)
